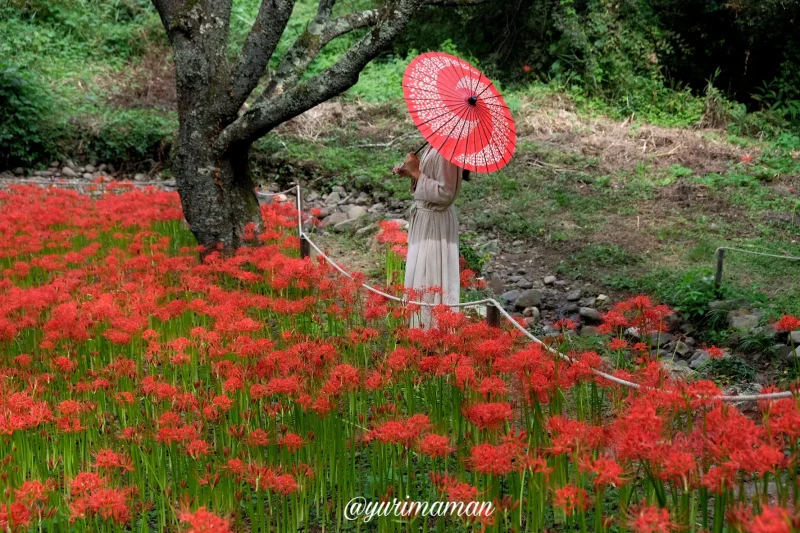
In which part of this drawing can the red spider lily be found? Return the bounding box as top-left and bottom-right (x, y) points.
(178, 507), (232, 533)
(418, 434), (454, 458)
(463, 402), (513, 429)
(366, 414), (430, 446)
(553, 484), (587, 515)
(774, 315), (800, 332)
(627, 504), (676, 533)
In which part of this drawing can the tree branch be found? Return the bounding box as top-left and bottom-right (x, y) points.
(260, 8), (382, 100)
(227, 0), (298, 115)
(216, 0), (426, 150)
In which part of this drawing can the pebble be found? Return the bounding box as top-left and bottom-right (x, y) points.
(85, 164), (96, 173)
(61, 167), (77, 178)
(13, 167), (24, 176)
(579, 307), (601, 321)
(566, 289), (582, 301)
(543, 275), (556, 285)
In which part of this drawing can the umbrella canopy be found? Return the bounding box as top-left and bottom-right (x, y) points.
(403, 52), (516, 173)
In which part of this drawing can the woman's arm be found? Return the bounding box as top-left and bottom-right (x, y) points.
(412, 152), (460, 205)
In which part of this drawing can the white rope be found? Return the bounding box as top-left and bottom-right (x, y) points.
(291, 185), (796, 402)
(717, 246), (800, 262)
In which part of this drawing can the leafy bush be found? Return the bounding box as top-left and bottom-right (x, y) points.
(698, 356), (757, 385)
(0, 64), (57, 167)
(73, 109), (176, 165)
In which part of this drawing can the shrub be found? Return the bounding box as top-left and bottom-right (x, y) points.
(0, 63), (57, 167)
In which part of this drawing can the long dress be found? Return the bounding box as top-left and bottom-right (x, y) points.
(404, 147), (463, 329)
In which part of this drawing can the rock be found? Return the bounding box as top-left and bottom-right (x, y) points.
(516, 279), (533, 289)
(596, 294), (609, 303)
(478, 240), (501, 254)
(728, 311), (761, 330)
(368, 203), (386, 213)
(98, 164), (107, 172)
(624, 327), (641, 341)
(789, 331), (800, 344)
(579, 307), (601, 322)
(673, 360), (689, 368)
(49, 161), (59, 168)
(331, 185), (346, 195)
(82, 172), (93, 179)
(566, 289), (582, 301)
(133, 173), (147, 182)
(346, 205), (368, 220)
(685, 337), (696, 347)
(355, 223), (377, 237)
(580, 326), (599, 337)
(522, 307), (540, 319)
(783, 347), (800, 363)
(500, 289), (523, 305)
(650, 332), (675, 347)
(12, 167), (25, 176)
(325, 192), (341, 205)
(563, 303), (579, 313)
(679, 323), (695, 335)
(515, 289), (543, 309)
(355, 192), (371, 205)
(61, 167), (77, 178)
(689, 351), (710, 369)
(524, 317), (538, 328)
(774, 344), (794, 360)
(673, 341), (691, 357)
(708, 299), (749, 312)
(85, 164), (96, 173)
(661, 360), (696, 380)
(65, 159), (77, 170)
(553, 280), (567, 286)
(106, 164), (115, 173)
(578, 297), (596, 308)
(543, 275), (556, 285)
(333, 217), (363, 231)
(322, 212), (349, 227)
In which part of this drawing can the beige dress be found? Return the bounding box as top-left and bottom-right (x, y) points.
(404, 147), (462, 329)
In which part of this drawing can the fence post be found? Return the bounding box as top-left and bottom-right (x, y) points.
(714, 248), (725, 295)
(300, 236), (310, 259)
(486, 303), (500, 328)
(296, 184), (309, 259)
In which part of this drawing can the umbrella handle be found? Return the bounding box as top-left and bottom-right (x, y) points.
(413, 142), (428, 156)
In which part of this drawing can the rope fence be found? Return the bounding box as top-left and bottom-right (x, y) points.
(283, 184), (795, 403)
(714, 246), (800, 291)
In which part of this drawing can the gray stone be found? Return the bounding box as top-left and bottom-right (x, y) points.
(368, 203), (386, 213)
(515, 289), (543, 309)
(65, 160), (77, 170)
(566, 289), (582, 301)
(578, 297), (596, 308)
(523, 307), (540, 319)
(673, 341), (691, 357)
(685, 337), (696, 347)
(524, 317), (539, 328)
(61, 167), (77, 178)
(708, 299), (749, 312)
(500, 289), (523, 305)
(98, 164), (107, 172)
(689, 351), (710, 369)
(346, 205), (368, 220)
(12, 167), (24, 176)
(673, 360), (689, 368)
(728, 312), (761, 330)
(661, 360), (696, 380)
(325, 191), (342, 205)
(624, 327), (640, 340)
(563, 303), (579, 313)
(775, 344), (794, 360)
(579, 307), (601, 321)
(106, 164), (115, 173)
(516, 279), (533, 289)
(133, 173), (147, 182)
(82, 172), (93, 179)
(84, 164), (96, 173)
(580, 326), (599, 337)
(333, 217), (362, 231)
(650, 332), (675, 347)
(356, 223), (377, 237)
(479, 240), (501, 254)
(596, 294), (609, 303)
(322, 212), (349, 227)
(789, 331), (800, 344)
(553, 280), (567, 286)
(331, 185), (346, 195)
(543, 275), (556, 285)
(784, 347), (800, 362)
(49, 161), (59, 168)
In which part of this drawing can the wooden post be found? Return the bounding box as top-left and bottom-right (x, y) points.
(714, 248), (725, 295)
(486, 304), (500, 328)
(300, 236), (310, 259)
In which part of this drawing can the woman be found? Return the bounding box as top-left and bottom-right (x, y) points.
(392, 147), (464, 329)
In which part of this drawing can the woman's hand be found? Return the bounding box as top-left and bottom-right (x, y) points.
(392, 153), (421, 180)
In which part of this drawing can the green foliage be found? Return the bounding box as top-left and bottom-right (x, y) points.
(75, 109), (176, 164)
(459, 233), (490, 274)
(698, 356), (757, 386)
(0, 63), (57, 166)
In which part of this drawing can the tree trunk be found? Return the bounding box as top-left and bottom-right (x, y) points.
(173, 125), (261, 253)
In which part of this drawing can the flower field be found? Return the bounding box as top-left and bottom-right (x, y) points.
(1, 184), (799, 533)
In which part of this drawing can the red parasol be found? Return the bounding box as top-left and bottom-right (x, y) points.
(403, 52), (516, 173)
